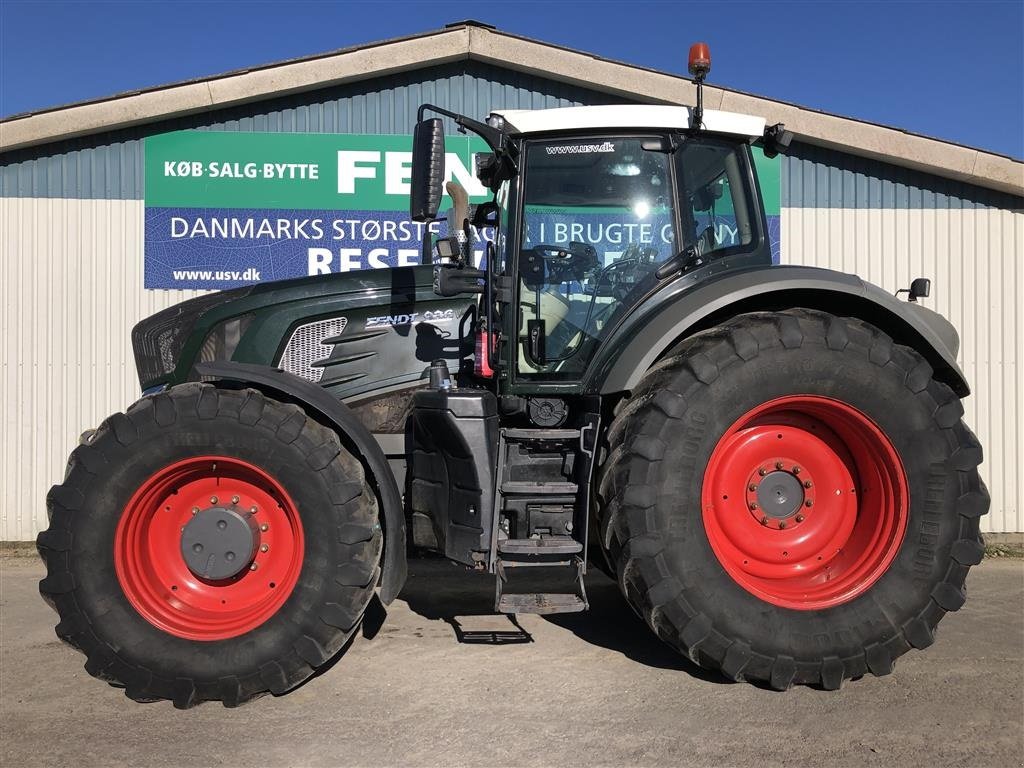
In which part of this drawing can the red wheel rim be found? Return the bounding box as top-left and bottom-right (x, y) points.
(115, 456), (304, 640)
(702, 396), (908, 610)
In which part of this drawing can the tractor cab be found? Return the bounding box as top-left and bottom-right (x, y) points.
(485, 106), (776, 384)
(412, 103), (790, 394)
(405, 50), (795, 613)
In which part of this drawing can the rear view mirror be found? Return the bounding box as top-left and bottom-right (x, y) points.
(410, 118), (445, 222)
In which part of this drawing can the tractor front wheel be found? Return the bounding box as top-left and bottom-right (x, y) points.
(38, 383), (381, 707)
(598, 309), (988, 689)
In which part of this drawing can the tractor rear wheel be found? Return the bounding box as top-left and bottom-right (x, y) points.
(37, 383), (381, 707)
(598, 308), (988, 689)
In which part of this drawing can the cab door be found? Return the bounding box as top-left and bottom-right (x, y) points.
(510, 134), (679, 388)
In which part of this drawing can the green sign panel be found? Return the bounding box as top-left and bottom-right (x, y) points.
(145, 131), (490, 211)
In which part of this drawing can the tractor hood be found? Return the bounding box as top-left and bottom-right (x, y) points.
(132, 266), (476, 400)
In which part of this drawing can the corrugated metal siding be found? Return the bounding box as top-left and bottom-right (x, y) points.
(0, 61), (630, 200)
(782, 143), (1019, 211)
(0, 198), (202, 540)
(782, 142), (1024, 534)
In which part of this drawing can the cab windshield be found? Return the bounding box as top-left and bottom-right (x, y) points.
(515, 134), (757, 380)
(516, 136), (673, 378)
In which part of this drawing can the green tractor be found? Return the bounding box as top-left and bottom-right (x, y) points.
(39, 46), (988, 707)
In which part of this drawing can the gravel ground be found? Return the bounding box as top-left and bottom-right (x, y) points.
(2, 553), (1021, 768)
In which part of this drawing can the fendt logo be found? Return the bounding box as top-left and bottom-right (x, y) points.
(364, 309), (456, 329)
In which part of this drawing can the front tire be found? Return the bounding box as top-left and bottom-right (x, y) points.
(38, 384), (382, 707)
(598, 309), (989, 689)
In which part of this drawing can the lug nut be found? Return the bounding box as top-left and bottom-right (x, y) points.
(760, 516), (769, 526)
(796, 514), (805, 523)
(260, 523), (269, 532)
(792, 466), (801, 474)
(250, 506), (258, 514)
(191, 506), (200, 515)
(231, 495), (240, 504)
(804, 480), (813, 488)
(250, 563), (259, 571)
(775, 461), (784, 470)
(749, 503), (758, 510)
(749, 484), (758, 492)
(210, 496), (218, 505)
(260, 544), (269, 553)
(758, 468), (767, 476)
(805, 499), (814, 507)
(778, 521), (787, 529)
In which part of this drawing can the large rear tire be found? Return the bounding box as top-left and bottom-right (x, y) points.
(38, 383), (382, 707)
(598, 309), (988, 689)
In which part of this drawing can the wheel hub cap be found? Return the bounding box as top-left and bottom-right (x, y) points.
(755, 470), (805, 519)
(180, 507), (258, 580)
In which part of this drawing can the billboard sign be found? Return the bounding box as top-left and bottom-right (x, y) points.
(144, 131), (779, 290)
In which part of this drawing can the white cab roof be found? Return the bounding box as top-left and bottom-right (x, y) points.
(491, 105), (767, 139)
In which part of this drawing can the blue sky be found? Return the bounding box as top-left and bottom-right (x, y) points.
(1, 1), (1022, 158)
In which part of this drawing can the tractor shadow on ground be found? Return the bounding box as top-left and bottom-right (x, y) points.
(398, 554), (729, 681)
(397, 555), (533, 645)
(544, 568), (727, 681)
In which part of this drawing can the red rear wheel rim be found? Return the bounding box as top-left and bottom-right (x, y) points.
(702, 396), (908, 610)
(114, 456), (304, 640)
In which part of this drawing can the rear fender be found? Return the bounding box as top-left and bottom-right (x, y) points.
(590, 265), (968, 397)
(194, 362), (407, 603)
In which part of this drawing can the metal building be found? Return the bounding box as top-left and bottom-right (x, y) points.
(2, 21), (1021, 541)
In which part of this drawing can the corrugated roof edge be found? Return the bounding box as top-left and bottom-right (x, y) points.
(0, 21), (1021, 196)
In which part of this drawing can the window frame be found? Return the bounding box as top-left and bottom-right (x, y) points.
(676, 135), (766, 264)
(509, 132), (683, 385)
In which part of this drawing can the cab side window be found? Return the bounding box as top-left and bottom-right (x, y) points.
(677, 141), (754, 258)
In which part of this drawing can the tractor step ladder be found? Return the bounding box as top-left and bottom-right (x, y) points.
(494, 553), (588, 615)
(497, 536), (582, 555)
(491, 427), (593, 615)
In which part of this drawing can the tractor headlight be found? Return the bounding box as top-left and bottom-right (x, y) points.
(131, 287), (252, 387)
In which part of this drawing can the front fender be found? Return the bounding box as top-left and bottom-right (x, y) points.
(588, 265), (968, 397)
(194, 362), (407, 604)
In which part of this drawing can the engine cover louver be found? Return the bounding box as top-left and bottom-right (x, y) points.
(278, 317), (348, 383)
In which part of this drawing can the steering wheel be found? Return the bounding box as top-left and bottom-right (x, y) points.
(522, 242), (598, 288)
(592, 244), (659, 298)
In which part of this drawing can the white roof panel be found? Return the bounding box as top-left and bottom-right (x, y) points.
(491, 105), (767, 139)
